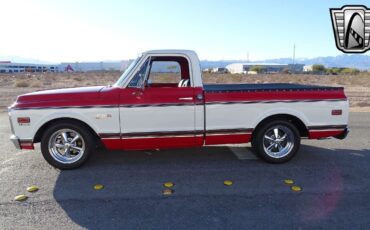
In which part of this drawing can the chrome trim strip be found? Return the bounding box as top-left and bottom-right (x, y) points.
(307, 125), (347, 130)
(12, 105), (117, 110)
(309, 129), (346, 132)
(122, 135), (196, 139)
(205, 132), (252, 136)
(98, 128), (253, 139)
(206, 99), (347, 105)
(11, 99), (347, 110)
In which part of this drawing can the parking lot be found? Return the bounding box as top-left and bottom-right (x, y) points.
(0, 112), (369, 229)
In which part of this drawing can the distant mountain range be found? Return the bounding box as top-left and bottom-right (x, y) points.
(2, 54), (370, 70)
(0, 56), (56, 64)
(201, 54), (370, 70)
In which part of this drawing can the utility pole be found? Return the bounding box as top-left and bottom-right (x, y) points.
(292, 44), (296, 65)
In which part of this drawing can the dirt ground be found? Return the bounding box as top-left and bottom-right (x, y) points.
(1, 72), (369, 111)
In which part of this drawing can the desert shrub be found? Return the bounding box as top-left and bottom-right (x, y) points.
(356, 101), (370, 107)
(14, 80), (30, 87)
(341, 68), (360, 74)
(250, 66), (266, 73)
(31, 82), (42, 87)
(326, 67), (341, 75)
(312, 64), (326, 72)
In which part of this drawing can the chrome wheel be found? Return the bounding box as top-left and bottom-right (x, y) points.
(263, 125), (294, 159)
(48, 129), (85, 164)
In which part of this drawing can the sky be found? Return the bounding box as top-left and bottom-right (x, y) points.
(1, 0), (370, 62)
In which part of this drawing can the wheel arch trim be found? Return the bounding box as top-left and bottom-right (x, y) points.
(33, 112), (100, 143)
(252, 110), (309, 138)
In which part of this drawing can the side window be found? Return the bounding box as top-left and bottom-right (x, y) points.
(148, 61), (181, 85)
(128, 58), (150, 88)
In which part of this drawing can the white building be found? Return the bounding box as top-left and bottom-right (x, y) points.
(226, 63), (304, 74)
(211, 67), (228, 73)
(303, 65), (313, 72)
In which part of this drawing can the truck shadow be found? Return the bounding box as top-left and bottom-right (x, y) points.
(52, 144), (369, 229)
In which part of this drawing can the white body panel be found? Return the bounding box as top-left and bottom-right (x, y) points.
(205, 100), (349, 131)
(120, 106), (195, 133)
(9, 108), (120, 140)
(119, 104), (205, 134)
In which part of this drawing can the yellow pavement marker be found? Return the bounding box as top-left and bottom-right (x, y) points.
(291, 185), (302, 192)
(14, 194), (28, 201)
(93, 184), (104, 190)
(284, 179), (294, 185)
(163, 182), (174, 188)
(224, 180), (233, 186)
(163, 189), (173, 195)
(26, 185), (39, 193)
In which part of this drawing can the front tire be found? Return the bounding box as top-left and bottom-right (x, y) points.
(252, 120), (300, 163)
(41, 121), (95, 169)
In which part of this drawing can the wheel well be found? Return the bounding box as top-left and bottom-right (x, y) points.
(253, 114), (308, 138)
(33, 118), (100, 143)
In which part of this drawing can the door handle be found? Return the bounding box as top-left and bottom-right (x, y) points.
(178, 97), (193, 101)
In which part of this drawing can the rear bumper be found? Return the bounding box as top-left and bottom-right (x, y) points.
(334, 128), (350, 140)
(10, 135), (21, 149)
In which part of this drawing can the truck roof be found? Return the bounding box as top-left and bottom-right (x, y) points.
(143, 49), (198, 56)
(142, 49), (202, 87)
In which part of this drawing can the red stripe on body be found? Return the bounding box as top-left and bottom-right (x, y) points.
(205, 133), (252, 145)
(308, 130), (345, 139)
(13, 85), (346, 109)
(120, 87), (203, 105)
(122, 136), (197, 150)
(101, 138), (122, 150)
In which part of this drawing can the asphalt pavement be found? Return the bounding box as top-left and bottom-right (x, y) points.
(0, 112), (369, 230)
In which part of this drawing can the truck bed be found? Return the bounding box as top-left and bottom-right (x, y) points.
(203, 83), (343, 92)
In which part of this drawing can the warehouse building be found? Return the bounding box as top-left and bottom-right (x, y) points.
(0, 61), (59, 73)
(226, 63), (304, 74)
(0, 61), (130, 73)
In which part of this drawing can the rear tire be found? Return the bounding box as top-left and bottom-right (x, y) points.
(41, 121), (95, 169)
(252, 120), (300, 163)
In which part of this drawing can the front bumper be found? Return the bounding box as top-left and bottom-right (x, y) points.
(10, 135), (21, 149)
(334, 128), (350, 140)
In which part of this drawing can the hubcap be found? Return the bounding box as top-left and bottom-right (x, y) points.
(48, 129), (85, 164)
(263, 125), (294, 158)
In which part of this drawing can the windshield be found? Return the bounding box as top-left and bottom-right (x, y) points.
(114, 55), (143, 87)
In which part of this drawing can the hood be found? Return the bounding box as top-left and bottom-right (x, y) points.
(13, 86), (108, 109)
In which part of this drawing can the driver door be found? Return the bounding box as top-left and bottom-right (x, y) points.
(119, 56), (199, 150)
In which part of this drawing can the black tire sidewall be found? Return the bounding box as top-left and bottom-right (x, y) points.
(41, 121), (94, 169)
(255, 120), (300, 163)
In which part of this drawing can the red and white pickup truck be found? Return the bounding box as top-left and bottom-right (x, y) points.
(8, 50), (349, 169)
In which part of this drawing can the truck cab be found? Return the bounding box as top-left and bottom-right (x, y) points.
(115, 50), (205, 150)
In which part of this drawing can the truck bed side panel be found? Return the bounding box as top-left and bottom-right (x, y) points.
(204, 84), (348, 144)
